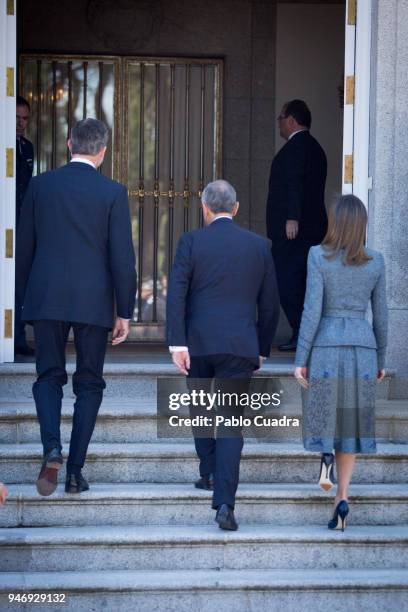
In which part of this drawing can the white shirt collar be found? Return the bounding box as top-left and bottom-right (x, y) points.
(70, 157), (96, 169)
(288, 129), (308, 141)
(210, 214), (233, 224)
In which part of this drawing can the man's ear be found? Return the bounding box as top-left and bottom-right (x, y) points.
(288, 116), (297, 130)
(67, 139), (72, 154)
(232, 202), (239, 217)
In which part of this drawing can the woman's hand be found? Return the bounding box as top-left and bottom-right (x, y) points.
(294, 366), (309, 389)
(377, 368), (386, 382)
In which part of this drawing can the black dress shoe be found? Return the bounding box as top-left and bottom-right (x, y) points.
(65, 473), (89, 494)
(36, 448), (63, 497)
(195, 474), (214, 490)
(278, 333), (298, 352)
(15, 345), (35, 357)
(215, 503), (238, 531)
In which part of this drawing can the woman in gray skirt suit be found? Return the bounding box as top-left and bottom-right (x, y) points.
(294, 194), (387, 531)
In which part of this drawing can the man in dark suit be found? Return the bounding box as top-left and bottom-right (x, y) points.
(16, 118), (136, 496)
(266, 100), (327, 351)
(167, 180), (280, 530)
(15, 96), (35, 356)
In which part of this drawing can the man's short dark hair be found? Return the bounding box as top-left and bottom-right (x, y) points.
(17, 95), (30, 111)
(284, 100), (312, 129)
(70, 118), (109, 156)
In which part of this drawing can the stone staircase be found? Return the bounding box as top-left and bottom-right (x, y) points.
(0, 361), (408, 611)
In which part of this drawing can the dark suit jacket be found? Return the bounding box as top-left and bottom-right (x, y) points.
(166, 218), (280, 363)
(16, 161), (136, 329)
(16, 136), (34, 225)
(266, 130), (328, 243)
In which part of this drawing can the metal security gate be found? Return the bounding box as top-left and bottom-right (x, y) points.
(19, 55), (223, 340)
(19, 55), (121, 180)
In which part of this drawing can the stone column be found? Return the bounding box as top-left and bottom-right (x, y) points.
(369, 0), (408, 397)
(0, 0), (16, 363)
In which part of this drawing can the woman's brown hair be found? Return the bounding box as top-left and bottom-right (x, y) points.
(322, 194), (372, 266)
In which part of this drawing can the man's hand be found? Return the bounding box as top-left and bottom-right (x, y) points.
(172, 350), (190, 376)
(377, 368), (386, 382)
(294, 366), (309, 389)
(286, 220), (299, 240)
(0, 483), (8, 506)
(112, 318), (130, 346)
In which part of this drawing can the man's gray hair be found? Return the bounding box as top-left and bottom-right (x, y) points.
(201, 180), (237, 213)
(70, 118), (109, 156)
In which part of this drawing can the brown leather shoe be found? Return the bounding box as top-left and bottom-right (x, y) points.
(36, 448), (63, 496)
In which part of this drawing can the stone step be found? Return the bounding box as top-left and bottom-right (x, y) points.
(1, 569), (407, 611)
(1, 524), (408, 572)
(1, 483), (407, 528)
(1, 398), (407, 444)
(1, 442), (407, 484)
(0, 362), (393, 400)
(0, 398), (302, 444)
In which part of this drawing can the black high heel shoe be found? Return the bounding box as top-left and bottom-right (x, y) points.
(318, 453), (335, 491)
(328, 500), (349, 532)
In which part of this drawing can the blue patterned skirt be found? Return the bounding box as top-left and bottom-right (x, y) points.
(302, 346), (378, 454)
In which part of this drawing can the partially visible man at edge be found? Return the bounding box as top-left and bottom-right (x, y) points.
(0, 483), (8, 506)
(15, 95), (35, 356)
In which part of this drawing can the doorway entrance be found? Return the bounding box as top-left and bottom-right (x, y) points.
(275, 2), (345, 213)
(19, 55), (223, 341)
(275, 0), (371, 209)
(0, 1), (373, 362)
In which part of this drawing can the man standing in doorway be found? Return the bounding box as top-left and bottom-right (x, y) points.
(266, 99), (327, 351)
(15, 96), (35, 356)
(16, 118), (136, 497)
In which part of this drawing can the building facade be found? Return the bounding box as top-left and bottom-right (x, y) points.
(0, 0), (407, 396)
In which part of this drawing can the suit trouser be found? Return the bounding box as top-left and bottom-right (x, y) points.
(33, 320), (109, 473)
(188, 354), (254, 510)
(272, 238), (317, 332)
